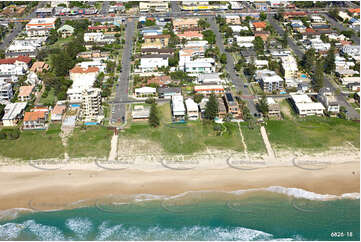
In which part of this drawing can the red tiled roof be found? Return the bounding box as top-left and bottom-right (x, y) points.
(306, 28), (316, 33)
(348, 8), (360, 14)
(253, 22), (267, 29)
(18, 86), (34, 97)
(70, 66), (99, 74)
(24, 111), (46, 121)
(0, 56), (32, 65)
(52, 104), (66, 115)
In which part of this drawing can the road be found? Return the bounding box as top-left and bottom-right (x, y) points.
(111, 18), (136, 124)
(322, 13), (360, 45)
(207, 16), (258, 116)
(268, 14), (359, 120)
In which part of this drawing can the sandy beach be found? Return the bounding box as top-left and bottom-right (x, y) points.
(0, 146), (359, 212)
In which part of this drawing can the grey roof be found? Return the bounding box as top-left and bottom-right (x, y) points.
(157, 87), (181, 94)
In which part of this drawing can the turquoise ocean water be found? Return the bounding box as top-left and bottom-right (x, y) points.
(0, 188), (359, 241)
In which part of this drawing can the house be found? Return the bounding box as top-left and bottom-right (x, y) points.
(197, 73), (225, 85)
(194, 85), (225, 95)
(252, 22), (267, 31)
(81, 88), (102, 122)
(132, 105), (150, 121)
(140, 55), (169, 72)
(0, 82), (13, 101)
(176, 31), (203, 40)
(18, 85), (34, 102)
(158, 87), (181, 99)
(2, 102), (27, 126)
(282, 11), (307, 20)
(0, 56), (31, 77)
(139, 1), (169, 12)
(179, 47), (205, 68)
(217, 98), (227, 119)
(57, 24), (74, 38)
(184, 58), (215, 74)
(30, 61), (49, 73)
(225, 15), (241, 25)
(134, 87), (157, 98)
(290, 93), (325, 116)
(310, 15), (325, 23)
(88, 25), (116, 33)
(76, 50), (110, 59)
(23, 107), (49, 130)
(26, 72), (40, 86)
(254, 31), (270, 42)
(223, 92), (241, 117)
(185, 98), (199, 120)
(347, 83), (360, 92)
(255, 60), (269, 69)
(317, 88), (340, 114)
(173, 18), (199, 32)
(338, 11), (351, 21)
(255, 70), (284, 93)
(171, 95), (185, 120)
(144, 34), (170, 48)
(240, 49), (257, 63)
(51, 103), (66, 122)
(67, 66), (100, 103)
(266, 97), (281, 119)
(141, 26), (163, 36)
(229, 25), (249, 33)
(340, 76), (360, 86)
(235, 36), (255, 48)
(6, 39), (41, 58)
(281, 55), (298, 79)
(25, 18), (57, 37)
(84, 32), (116, 46)
(147, 75), (172, 87)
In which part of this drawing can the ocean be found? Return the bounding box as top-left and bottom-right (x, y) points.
(0, 187), (359, 241)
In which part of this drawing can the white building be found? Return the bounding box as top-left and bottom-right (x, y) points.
(281, 55), (298, 79)
(25, 18), (57, 37)
(0, 82), (13, 101)
(171, 95), (185, 120)
(84, 32), (116, 45)
(235, 36), (255, 48)
(229, 25), (249, 33)
(255, 70), (284, 93)
(309, 38), (331, 52)
(81, 88), (102, 122)
(290, 93), (325, 116)
(194, 85), (225, 95)
(140, 55), (169, 72)
(197, 73), (225, 85)
(184, 58), (215, 74)
(255, 60), (269, 69)
(317, 88), (339, 114)
(67, 66), (100, 103)
(134, 87), (157, 98)
(185, 98), (199, 120)
(2, 102), (27, 126)
(310, 15), (325, 23)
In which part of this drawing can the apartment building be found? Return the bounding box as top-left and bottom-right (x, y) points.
(140, 55), (169, 72)
(290, 93), (325, 116)
(25, 18), (57, 37)
(23, 107), (49, 130)
(194, 85), (224, 95)
(173, 18), (199, 32)
(281, 55), (298, 79)
(143, 34), (170, 48)
(184, 58), (215, 74)
(317, 88), (340, 114)
(2, 102), (27, 127)
(185, 98), (199, 120)
(139, 1), (169, 12)
(0, 82), (13, 101)
(255, 70), (284, 93)
(81, 88), (102, 122)
(18, 85), (34, 102)
(171, 95), (186, 120)
(266, 97), (281, 119)
(225, 15), (241, 25)
(223, 92), (241, 117)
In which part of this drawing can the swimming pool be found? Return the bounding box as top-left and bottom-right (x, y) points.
(300, 74), (307, 78)
(84, 122), (98, 125)
(70, 104), (81, 108)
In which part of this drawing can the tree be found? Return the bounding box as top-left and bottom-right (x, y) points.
(252, 37), (264, 55)
(258, 95), (269, 116)
(313, 61), (324, 92)
(149, 103), (160, 127)
(202, 30), (216, 44)
(260, 12), (267, 21)
(193, 94), (204, 104)
(302, 48), (316, 72)
(204, 95), (218, 120)
(0, 104), (5, 119)
(282, 31), (288, 48)
(198, 19), (210, 29)
(220, 53), (227, 64)
(324, 44), (336, 74)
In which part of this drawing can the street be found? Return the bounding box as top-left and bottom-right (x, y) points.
(111, 18), (136, 124)
(208, 16), (259, 116)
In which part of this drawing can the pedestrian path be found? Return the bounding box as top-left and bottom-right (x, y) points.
(260, 126), (276, 160)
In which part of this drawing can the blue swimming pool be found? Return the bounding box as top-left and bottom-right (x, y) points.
(70, 104), (80, 108)
(84, 122), (98, 125)
(300, 74), (307, 78)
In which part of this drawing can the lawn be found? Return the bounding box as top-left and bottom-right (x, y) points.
(0, 124), (64, 160)
(67, 126), (114, 158)
(266, 117), (360, 151)
(239, 123), (267, 153)
(121, 103), (245, 154)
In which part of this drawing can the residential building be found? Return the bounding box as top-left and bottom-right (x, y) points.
(255, 60), (269, 69)
(338, 11), (351, 21)
(254, 31), (270, 42)
(157, 87), (181, 99)
(317, 88), (340, 114)
(217, 98), (227, 119)
(134, 87), (157, 98)
(67, 66), (100, 103)
(57, 24), (74, 38)
(290, 93), (325, 116)
(2, 102), (27, 126)
(143, 34), (170, 48)
(194, 85), (224, 95)
(266, 97), (281, 119)
(26, 72), (40, 86)
(132, 105), (150, 121)
(147, 75), (172, 87)
(0, 56), (31, 77)
(255, 70), (284, 93)
(140, 55), (169, 72)
(282, 11), (307, 20)
(141, 48), (174, 56)
(81, 88), (102, 122)
(25, 17), (57, 37)
(229, 25), (249, 33)
(6, 39), (40, 58)
(235, 36), (255, 48)
(84, 32), (116, 46)
(18, 85), (34, 102)
(281, 55), (298, 79)
(88, 25), (116, 32)
(225, 15), (241, 25)
(184, 58), (215, 73)
(35, 7), (54, 17)
(139, 1), (169, 12)
(310, 15), (325, 23)
(340, 76), (360, 86)
(177, 31), (203, 40)
(171, 95), (185, 120)
(223, 92), (241, 117)
(197, 73), (225, 85)
(51, 103), (66, 122)
(0, 82), (13, 101)
(179, 47), (205, 68)
(173, 18), (199, 32)
(30, 61), (49, 73)
(252, 21), (267, 31)
(185, 98), (199, 120)
(23, 107), (49, 130)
